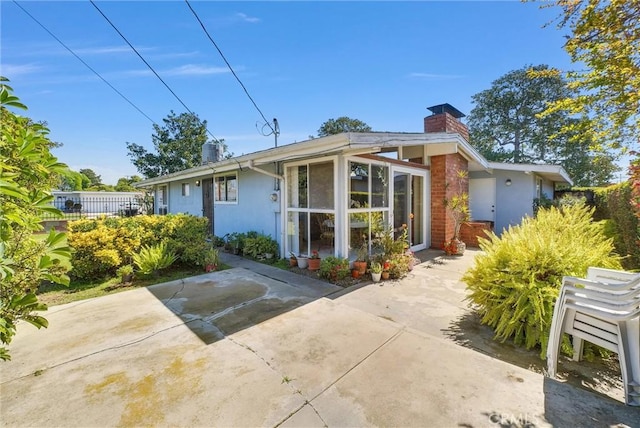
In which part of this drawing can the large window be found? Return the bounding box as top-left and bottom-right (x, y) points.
(349, 162), (388, 208)
(348, 160), (389, 258)
(215, 174), (237, 203)
(286, 160), (335, 256)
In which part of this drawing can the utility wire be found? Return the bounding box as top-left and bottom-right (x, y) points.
(12, 0), (157, 125)
(89, 0), (220, 142)
(184, 0), (276, 135)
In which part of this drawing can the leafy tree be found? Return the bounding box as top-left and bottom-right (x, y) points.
(79, 168), (102, 188)
(0, 78), (70, 361)
(114, 175), (142, 192)
(58, 169), (89, 191)
(535, 0), (639, 149)
(126, 111), (228, 179)
(467, 64), (617, 185)
(317, 117), (372, 137)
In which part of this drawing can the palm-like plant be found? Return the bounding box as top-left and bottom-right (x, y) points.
(133, 242), (177, 276)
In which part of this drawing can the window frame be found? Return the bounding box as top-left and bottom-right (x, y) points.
(214, 172), (238, 204)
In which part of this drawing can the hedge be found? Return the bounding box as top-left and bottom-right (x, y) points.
(67, 214), (210, 279)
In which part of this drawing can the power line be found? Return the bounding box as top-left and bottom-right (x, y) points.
(184, 0), (276, 135)
(12, 0), (157, 125)
(89, 0), (220, 143)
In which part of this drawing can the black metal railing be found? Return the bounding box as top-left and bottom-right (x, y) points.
(43, 195), (154, 221)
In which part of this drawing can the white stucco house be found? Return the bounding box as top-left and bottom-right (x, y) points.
(135, 104), (572, 259)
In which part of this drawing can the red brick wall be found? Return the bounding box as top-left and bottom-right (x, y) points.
(430, 153), (469, 248)
(460, 221), (493, 248)
(424, 112), (469, 141)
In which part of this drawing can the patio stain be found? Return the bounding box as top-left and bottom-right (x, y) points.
(212, 297), (307, 336)
(84, 355), (207, 427)
(171, 280), (267, 316)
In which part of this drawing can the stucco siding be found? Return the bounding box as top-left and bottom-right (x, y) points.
(214, 167), (280, 241)
(469, 170), (535, 235)
(168, 180), (203, 217)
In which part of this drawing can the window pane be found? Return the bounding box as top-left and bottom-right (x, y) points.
(371, 165), (388, 208)
(214, 177), (224, 201)
(309, 161), (333, 209)
(226, 175), (237, 201)
(349, 162), (369, 208)
(298, 166), (308, 208)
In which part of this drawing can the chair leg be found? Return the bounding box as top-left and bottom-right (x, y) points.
(547, 303), (567, 378)
(618, 319), (640, 406)
(572, 337), (584, 362)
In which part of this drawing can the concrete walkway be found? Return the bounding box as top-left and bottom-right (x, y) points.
(1, 251), (638, 427)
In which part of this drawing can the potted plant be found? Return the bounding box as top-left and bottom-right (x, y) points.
(370, 261), (383, 283)
(289, 252), (298, 267)
(117, 264), (134, 284)
(443, 170), (470, 255)
(381, 260), (391, 280)
(263, 238), (279, 259)
(203, 247), (219, 272)
(308, 250), (321, 271)
(353, 243), (368, 275)
(318, 256), (350, 282)
(297, 254), (309, 269)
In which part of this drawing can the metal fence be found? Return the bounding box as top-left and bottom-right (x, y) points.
(43, 195), (154, 221)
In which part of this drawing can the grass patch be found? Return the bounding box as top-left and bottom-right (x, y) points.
(38, 264), (231, 307)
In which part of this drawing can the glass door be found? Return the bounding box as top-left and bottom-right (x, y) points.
(393, 168), (427, 251)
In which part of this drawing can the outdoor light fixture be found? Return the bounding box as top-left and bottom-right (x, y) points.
(505, 179), (512, 186)
(195, 180), (201, 187)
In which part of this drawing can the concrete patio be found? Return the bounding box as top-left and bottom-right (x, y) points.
(0, 249), (637, 427)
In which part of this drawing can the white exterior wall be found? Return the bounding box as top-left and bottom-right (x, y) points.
(470, 170), (535, 235)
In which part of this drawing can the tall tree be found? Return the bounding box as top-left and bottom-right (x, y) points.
(114, 175), (142, 192)
(78, 168), (102, 188)
(126, 111), (228, 179)
(317, 117), (372, 137)
(467, 64), (617, 186)
(0, 78), (70, 361)
(535, 0), (639, 149)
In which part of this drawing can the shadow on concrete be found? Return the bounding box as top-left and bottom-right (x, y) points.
(443, 311), (629, 409)
(146, 267), (340, 346)
(543, 377), (639, 426)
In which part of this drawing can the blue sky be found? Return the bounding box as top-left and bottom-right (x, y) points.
(1, 1), (575, 184)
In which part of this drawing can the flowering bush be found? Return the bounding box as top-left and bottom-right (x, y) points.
(310, 250), (320, 259)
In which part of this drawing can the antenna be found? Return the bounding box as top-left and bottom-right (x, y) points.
(257, 118), (280, 148)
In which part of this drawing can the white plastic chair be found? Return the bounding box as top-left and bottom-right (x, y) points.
(547, 267), (640, 406)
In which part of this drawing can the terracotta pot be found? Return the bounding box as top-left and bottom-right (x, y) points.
(308, 258), (321, 271)
(381, 271), (390, 280)
(353, 260), (367, 274)
(351, 269), (361, 279)
(289, 258), (298, 267)
(204, 264), (216, 273)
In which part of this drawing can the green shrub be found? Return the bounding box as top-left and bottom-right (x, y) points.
(133, 242), (178, 276)
(68, 214), (209, 279)
(319, 256), (350, 282)
(243, 234), (279, 259)
(463, 203), (621, 358)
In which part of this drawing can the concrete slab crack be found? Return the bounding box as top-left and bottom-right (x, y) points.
(273, 327), (405, 428)
(226, 336), (329, 428)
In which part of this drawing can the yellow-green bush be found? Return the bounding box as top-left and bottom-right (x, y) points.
(463, 204), (621, 358)
(68, 214), (209, 279)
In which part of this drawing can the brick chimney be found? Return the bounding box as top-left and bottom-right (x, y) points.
(424, 103), (469, 142)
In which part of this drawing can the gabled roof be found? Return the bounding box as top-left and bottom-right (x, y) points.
(487, 161), (573, 185)
(135, 131), (489, 187)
